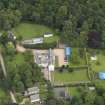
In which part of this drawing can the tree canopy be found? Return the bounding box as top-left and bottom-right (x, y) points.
(0, 0), (105, 48)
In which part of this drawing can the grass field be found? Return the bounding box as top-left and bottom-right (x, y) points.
(52, 70), (89, 83)
(12, 23), (59, 43)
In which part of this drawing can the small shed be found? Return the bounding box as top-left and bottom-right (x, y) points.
(64, 47), (71, 56)
(89, 87), (95, 91)
(28, 87), (39, 95)
(99, 72), (105, 80)
(44, 33), (53, 37)
(91, 56), (97, 61)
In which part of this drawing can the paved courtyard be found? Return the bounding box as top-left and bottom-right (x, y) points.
(53, 49), (65, 67)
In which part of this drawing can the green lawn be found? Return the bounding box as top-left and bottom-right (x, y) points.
(69, 48), (86, 66)
(52, 70), (89, 83)
(12, 23), (59, 43)
(66, 87), (80, 97)
(91, 51), (105, 72)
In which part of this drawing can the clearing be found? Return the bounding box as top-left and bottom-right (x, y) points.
(12, 23), (59, 44)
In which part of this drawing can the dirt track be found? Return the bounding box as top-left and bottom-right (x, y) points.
(16, 44), (26, 52)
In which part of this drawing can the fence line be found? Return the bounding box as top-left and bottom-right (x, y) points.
(84, 48), (92, 81)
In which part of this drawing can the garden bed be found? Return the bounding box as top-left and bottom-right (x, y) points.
(66, 87), (80, 97)
(69, 48), (87, 66)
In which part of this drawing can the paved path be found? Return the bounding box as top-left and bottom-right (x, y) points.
(0, 51), (17, 103)
(0, 53), (7, 78)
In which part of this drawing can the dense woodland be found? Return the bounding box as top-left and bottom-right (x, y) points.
(0, 0), (105, 48)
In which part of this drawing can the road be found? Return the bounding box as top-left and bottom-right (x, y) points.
(0, 53), (7, 78)
(0, 52), (17, 103)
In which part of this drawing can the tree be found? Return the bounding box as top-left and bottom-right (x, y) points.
(0, 32), (8, 46)
(84, 92), (96, 105)
(101, 31), (105, 48)
(68, 68), (73, 73)
(5, 42), (16, 56)
(59, 65), (65, 72)
(95, 96), (104, 105)
(76, 21), (89, 47)
(55, 5), (68, 28)
(0, 9), (21, 30)
(63, 15), (77, 46)
(88, 31), (101, 48)
(12, 74), (25, 92)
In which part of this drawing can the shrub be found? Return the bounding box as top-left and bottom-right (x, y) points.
(68, 68), (73, 73)
(96, 61), (101, 65)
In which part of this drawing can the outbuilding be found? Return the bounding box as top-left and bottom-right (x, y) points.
(28, 87), (39, 95)
(44, 33), (53, 37)
(64, 47), (71, 56)
(23, 37), (43, 45)
(30, 94), (40, 103)
(64, 47), (71, 62)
